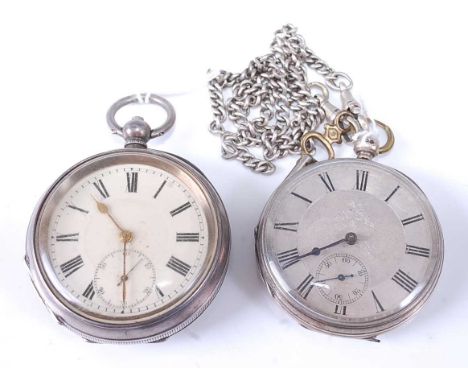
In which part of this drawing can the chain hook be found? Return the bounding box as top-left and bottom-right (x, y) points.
(301, 111), (360, 160)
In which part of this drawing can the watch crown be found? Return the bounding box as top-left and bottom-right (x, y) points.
(122, 116), (152, 149)
(353, 130), (380, 160)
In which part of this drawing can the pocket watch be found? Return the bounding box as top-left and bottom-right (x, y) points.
(25, 93), (230, 343)
(208, 25), (443, 340)
(255, 151), (443, 340)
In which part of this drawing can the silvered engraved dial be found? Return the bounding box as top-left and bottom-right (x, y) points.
(37, 155), (214, 320)
(258, 158), (443, 335)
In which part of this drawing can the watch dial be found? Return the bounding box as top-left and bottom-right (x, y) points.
(37, 154), (215, 320)
(263, 159), (443, 325)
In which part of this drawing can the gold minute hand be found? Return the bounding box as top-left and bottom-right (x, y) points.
(122, 239), (127, 304)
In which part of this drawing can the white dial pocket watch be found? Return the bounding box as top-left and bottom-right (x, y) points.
(208, 25), (443, 341)
(26, 93), (230, 343)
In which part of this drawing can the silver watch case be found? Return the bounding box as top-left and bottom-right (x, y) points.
(25, 149), (230, 344)
(255, 158), (444, 340)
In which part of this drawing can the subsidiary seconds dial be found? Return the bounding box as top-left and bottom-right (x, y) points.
(315, 253), (369, 306)
(94, 249), (156, 310)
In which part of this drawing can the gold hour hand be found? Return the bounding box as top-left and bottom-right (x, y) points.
(92, 196), (133, 243)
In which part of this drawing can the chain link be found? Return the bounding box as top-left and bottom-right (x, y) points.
(208, 24), (352, 174)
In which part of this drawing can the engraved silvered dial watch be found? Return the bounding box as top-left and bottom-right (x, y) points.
(255, 156), (443, 340)
(208, 25), (443, 340)
(26, 93), (230, 343)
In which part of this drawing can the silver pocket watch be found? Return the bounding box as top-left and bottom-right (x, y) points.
(255, 152), (444, 340)
(208, 25), (444, 341)
(26, 93), (230, 343)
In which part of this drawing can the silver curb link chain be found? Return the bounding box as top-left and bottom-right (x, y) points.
(207, 24), (354, 174)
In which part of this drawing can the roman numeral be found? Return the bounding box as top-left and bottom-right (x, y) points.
(290, 192), (312, 204)
(402, 214), (424, 226)
(274, 222), (299, 232)
(60, 255), (84, 277)
(82, 281), (95, 300)
(385, 185), (400, 202)
(56, 233), (79, 242)
(406, 244), (430, 258)
(371, 290), (384, 313)
(276, 248), (300, 269)
(319, 172), (335, 192)
(296, 274), (314, 299)
(356, 170), (369, 191)
(67, 205), (89, 214)
(392, 269), (418, 293)
(334, 305), (347, 315)
(126, 172), (138, 193)
(166, 256), (191, 277)
(153, 180), (167, 199)
(170, 202), (191, 217)
(176, 233), (200, 242)
(93, 179), (109, 199)
(155, 285), (165, 297)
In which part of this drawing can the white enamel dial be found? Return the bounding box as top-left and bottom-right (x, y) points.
(259, 159), (443, 332)
(43, 162), (210, 318)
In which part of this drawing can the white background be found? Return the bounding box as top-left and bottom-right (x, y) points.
(1, 0), (467, 369)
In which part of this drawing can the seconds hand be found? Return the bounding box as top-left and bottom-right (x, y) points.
(117, 258), (144, 286)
